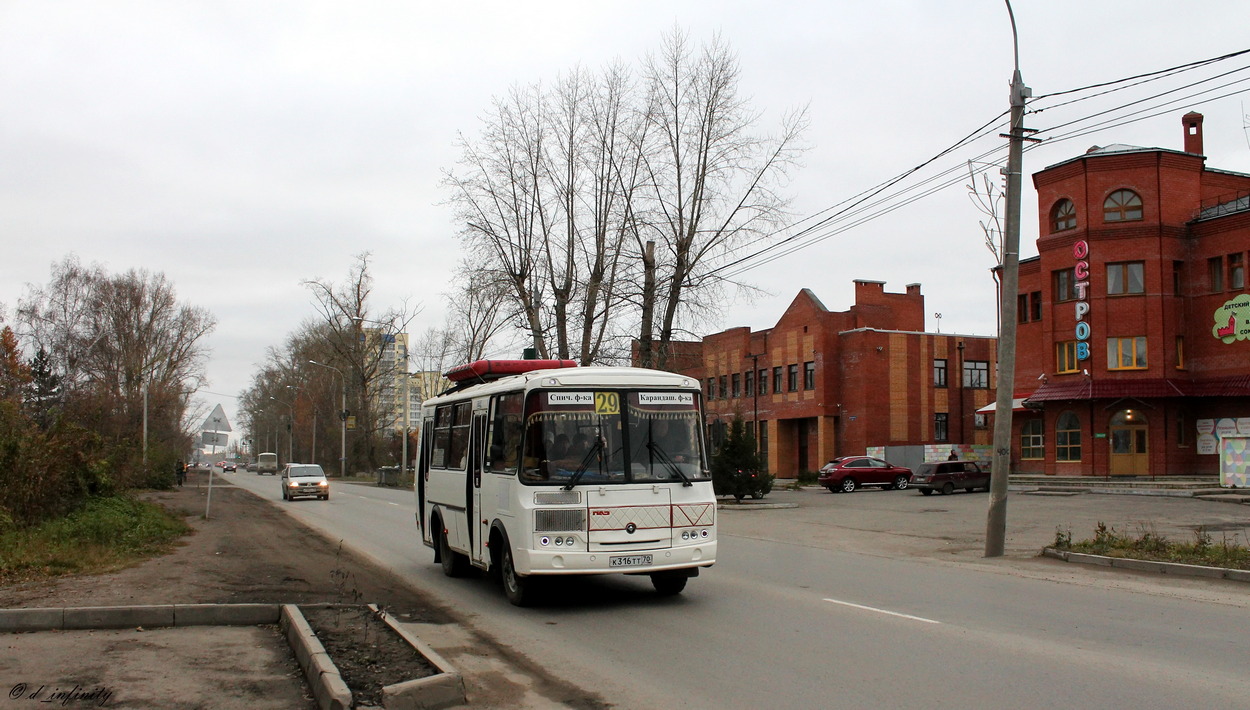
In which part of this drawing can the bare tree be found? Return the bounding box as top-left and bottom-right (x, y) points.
(966, 160), (1005, 266)
(302, 252), (420, 472)
(445, 29), (807, 370)
(18, 259), (214, 443)
(637, 29), (808, 368)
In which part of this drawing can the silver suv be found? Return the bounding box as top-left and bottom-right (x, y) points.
(281, 463), (330, 501)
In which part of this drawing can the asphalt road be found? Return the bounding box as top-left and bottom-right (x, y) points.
(226, 470), (1250, 709)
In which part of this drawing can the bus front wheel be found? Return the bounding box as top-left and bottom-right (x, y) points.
(651, 572), (688, 596)
(500, 544), (535, 607)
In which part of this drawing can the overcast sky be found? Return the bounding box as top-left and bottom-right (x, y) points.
(2, 1), (1248, 440)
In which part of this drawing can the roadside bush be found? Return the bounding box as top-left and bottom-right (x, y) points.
(1052, 521), (1250, 570)
(711, 418), (772, 500)
(0, 495), (190, 581)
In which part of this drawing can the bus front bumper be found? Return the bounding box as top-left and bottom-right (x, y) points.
(515, 541), (716, 577)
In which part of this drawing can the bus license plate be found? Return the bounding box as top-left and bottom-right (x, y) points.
(609, 554), (652, 567)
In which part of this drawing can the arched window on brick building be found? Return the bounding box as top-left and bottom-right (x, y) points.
(1051, 198), (1077, 232)
(1103, 189), (1143, 222)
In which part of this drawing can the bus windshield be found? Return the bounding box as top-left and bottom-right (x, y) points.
(519, 390), (707, 485)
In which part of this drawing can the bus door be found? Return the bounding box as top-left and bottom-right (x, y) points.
(470, 412), (487, 562)
(417, 417), (433, 540)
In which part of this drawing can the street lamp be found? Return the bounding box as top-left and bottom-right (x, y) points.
(309, 360), (347, 478)
(270, 396), (294, 465)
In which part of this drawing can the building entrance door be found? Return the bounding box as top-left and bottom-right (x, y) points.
(1109, 409), (1148, 476)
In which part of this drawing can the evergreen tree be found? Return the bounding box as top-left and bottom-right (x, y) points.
(710, 417), (772, 501)
(26, 348), (62, 429)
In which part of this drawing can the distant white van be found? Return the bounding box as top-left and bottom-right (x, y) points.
(257, 452), (279, 475)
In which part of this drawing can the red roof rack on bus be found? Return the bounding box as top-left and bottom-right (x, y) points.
(443, 359), (579, 384)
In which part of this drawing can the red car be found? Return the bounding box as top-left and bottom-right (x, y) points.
(817, 456), (912, 493)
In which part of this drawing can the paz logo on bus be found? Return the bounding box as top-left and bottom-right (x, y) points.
(591, 509), (611, 516)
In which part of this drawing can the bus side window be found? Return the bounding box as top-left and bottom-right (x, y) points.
(487, 393), (523, 475)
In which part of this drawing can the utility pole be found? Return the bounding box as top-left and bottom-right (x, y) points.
(986, 0), (1034, 557)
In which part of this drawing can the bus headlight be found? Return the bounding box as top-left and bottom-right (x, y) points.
(540, 536), (550, 546)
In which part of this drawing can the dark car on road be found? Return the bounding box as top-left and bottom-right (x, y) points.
(910, 460), (990, 495)
(817, 456), (912, 493)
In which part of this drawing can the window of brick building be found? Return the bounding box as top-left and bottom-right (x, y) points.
(719, 375), (727, 399)
(1175, 336), (1186, 370)
(1056, 341), (1079, 374)
(787, 364), (798, 392)
(963, 360), (989, 389)
(1103, 189), (1143, 222)
(758, 369), (768, 396)
(803, 361), (815, 390)
(1107, 261), (1145, 295)
(933, 359), (948, 388)
(934, 413), (949, 443)
(974, 412), (988, 429)
(1209, 256), (1224, 291)
(1021, 419), (1043, 460)
(1230, 253), (1245, 290)
(1019, 291), (1043, 322)
(1107, 336), (1147, 370)
(1172, 260), (1183, 295)
(773, 367), (783, 394)
(1051, 199), (1077, 232)
(706, 378), (715, 399)
(1054, 268), (1077, 302)
(744, 371), (754, 398)
(731, 373), (740, 399)
(1056, 411), (1081, 462)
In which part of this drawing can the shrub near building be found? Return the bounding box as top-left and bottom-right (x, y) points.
(711, 418), (773, 500)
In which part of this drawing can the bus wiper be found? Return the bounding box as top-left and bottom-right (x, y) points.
(646, 442), (693, 487)
(563, 436), (605, 490)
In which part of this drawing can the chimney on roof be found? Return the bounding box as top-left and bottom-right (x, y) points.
(1182, 112), (1204, 155)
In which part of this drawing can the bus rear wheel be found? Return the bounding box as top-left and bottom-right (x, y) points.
(651, 572), (688, 596)
(436, 521), (471, 578)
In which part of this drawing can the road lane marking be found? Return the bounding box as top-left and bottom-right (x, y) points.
(822, 598), (940, 624)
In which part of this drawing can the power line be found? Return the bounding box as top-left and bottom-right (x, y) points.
(707, 50), (1250, 281)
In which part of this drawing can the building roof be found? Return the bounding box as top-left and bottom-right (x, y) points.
(1040, 143), (1191, 172)
(1025, 376), (1250, 403)
(1196, 193), (1250, 221)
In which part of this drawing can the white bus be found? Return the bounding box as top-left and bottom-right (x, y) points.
(416, 360), (716, 605)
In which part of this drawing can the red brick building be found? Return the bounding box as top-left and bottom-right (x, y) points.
(674, 282), (998, 478)
(1011, 112), (1250, 477)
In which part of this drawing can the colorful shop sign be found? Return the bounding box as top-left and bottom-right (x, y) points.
(1073, 240), (1091, 360)
(1212, 295), (1250, 343)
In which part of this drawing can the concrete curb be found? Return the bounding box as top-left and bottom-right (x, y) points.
(0, 603), (466, 709)
(1042, 548), (1250, 583)
(0, 603), (283, 632)
(368, 604), (466, 710)
(281, 604), (352, 710)
(716, 501), (799, 510)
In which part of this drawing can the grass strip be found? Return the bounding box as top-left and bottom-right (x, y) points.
(1053, 522), (1250, 571)
(0, 495), (191, 583)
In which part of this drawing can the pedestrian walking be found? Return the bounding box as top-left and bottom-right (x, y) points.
(176, 459), (186, 487)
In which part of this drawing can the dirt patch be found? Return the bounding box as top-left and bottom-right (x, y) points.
(302, 605), (438, 707)
(0, 474), (605, 708)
